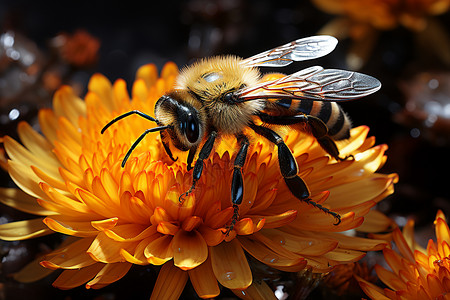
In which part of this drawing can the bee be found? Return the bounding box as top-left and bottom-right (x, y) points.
(102, 35), (381, 232)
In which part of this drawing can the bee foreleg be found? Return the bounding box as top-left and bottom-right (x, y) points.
(179, 131), (217, 202)
(226, 134), (250, 235)
(160, 131), (178, 162)
(186, 147), (198, 171)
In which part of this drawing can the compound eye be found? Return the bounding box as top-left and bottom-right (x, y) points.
(185, 113), (200, 144)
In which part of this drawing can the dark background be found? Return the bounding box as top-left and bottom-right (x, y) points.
(0, 0), (449, 299)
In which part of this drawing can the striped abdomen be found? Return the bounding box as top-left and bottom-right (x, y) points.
(273, 98), (352, 140)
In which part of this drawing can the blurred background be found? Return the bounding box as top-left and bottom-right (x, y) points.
(0, 0), (449, 299)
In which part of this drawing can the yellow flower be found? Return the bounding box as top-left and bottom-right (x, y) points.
(357, 210), (450, 299)
(0, 62), (397, 298)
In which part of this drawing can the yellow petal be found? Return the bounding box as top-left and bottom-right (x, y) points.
(232, 279), (278, 300)
(16, 121), (57, 164)
(104, 224), (156, 242)
(357, 209), (394, 233)
(8, 160), (48, 199)
(43, 217), (99, 237)
(52, 263), (104, 289)
(238, 235), (306, 272)
(86, 262), (132, 289)
(144, 235), (174, 264)
(0, 218), (52, 241)
(87, 232), (138, 263)
(150, 260), (188, 300)
(41, 237), (96, 269)
(188, 255), (220, 298)
(53, 85), (86, 124)
(0, 187), (56, 216)
(172, 230), (208, 270)
(136, 63), (158, 90)
(355, 274), (391, 300)
(88, 73), (114, 111)
(210, 239), (252, 289)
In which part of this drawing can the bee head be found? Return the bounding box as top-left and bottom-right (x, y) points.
(155, 91), (206, 151)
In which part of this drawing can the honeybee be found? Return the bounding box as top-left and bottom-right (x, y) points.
(102, 35), (381, 231)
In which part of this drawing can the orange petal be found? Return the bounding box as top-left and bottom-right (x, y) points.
(235, 218), (255, 235)
(374, 264), (406, 291)
(435, 216), (450, 245)
(358, 209), (394, 233)
(392, 227), (415, 263)
(88, 73), (114, 111)
(0, 218), (52, 241)
(144, 235), (174, 265)
(157, 221), (180, 235)
(355, 274), (391, 300)
(197, 225), (225, 246)
(0, 187), (56, 216)
(105, 224), (156, 242)
(41, 237), (96, 270)
(210, 239), (252, 289)
(136, 64), (158, 90)
(262, 228), (338, 256)
(87, 232), (138, 263)
(232, 279), (276, 300)
(238, 235), (306, 272)
(322, 248), (366, 263)
(52, 263), (104, 290)
(43, 217), (99, 237)
(172, 230), (208, 270)
(150, 261), (188, 300)
(181, 216), (202, 232)
(86, 262), (132, 289)
(188, 255), (220, 298)
(52, 85), (86, 124)
(250, 210), (298, 229)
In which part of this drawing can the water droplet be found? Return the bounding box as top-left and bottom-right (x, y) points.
(308, 241), (313, 246)
(263, 254), (279, 264)
(271, 234), (286, 245)
(176, 247), (182, 253)
(221, 271), (235, 281)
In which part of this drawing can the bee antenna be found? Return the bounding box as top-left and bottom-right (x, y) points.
(121, 125), (171, 168)
(101, 110), (158, 134)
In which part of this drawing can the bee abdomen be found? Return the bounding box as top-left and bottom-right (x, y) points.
(314, 101), (351, 140)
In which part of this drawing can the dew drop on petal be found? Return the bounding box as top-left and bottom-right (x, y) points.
(263, 254), (279, 264)
(271, 234), (286, 245)
(221, 271), (236, 281)
(176, 247), (183, 253)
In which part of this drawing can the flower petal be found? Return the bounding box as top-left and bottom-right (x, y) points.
(188, 255), (220, 298)
(87, 232), (138, 263)
(355, 274), (391, 300)
(238, 235), (306, 272)
(52, 263), (104, 289)
(150, 261), (188, 300)
(210, 239), (252, 289)
(43, 217), (99, 237)
(232, 279), (277, 300)
(172, 230), (208, 270)
(0, 187), (56, 216)
(86, 262), (132, 289)
(41, 237), (96, 269)
(144, 235), (174, 265)
(13, 255), (55, 283)
(0, 218), (52, 240)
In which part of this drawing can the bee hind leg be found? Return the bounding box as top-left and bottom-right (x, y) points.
(225, 135), (249, 235)
(249, 123), (341, 225)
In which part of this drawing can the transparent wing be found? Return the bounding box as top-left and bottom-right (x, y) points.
(234, 66), (382, 102)
(240, 35), (338, 68)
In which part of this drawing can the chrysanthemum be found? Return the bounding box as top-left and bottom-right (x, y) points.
(0, 62), (397, 298)
(357, 210), (450, 299)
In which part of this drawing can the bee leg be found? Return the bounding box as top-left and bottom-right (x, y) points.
(306, 115), (347, 161)
(258, 113), (349, 161)
(226, 134), (249, 235)
(179, 131), (217, 202)
(249, 123), (341, 225)
(186, 147), (198, 171)
(160, 131), (178, 162)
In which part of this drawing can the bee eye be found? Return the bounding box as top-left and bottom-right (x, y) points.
(183, 113), (200, 143)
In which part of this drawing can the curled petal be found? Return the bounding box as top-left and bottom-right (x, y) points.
(86, 262), (132, 289)
(52, 263), (104, 290)
(0, 218), (52, 241)
(0, 187), (55, 216)
(172, 230), (208, 270)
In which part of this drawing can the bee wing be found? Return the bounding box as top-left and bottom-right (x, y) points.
(235, 66), (382, 101)
(240, 36), (338, 68)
